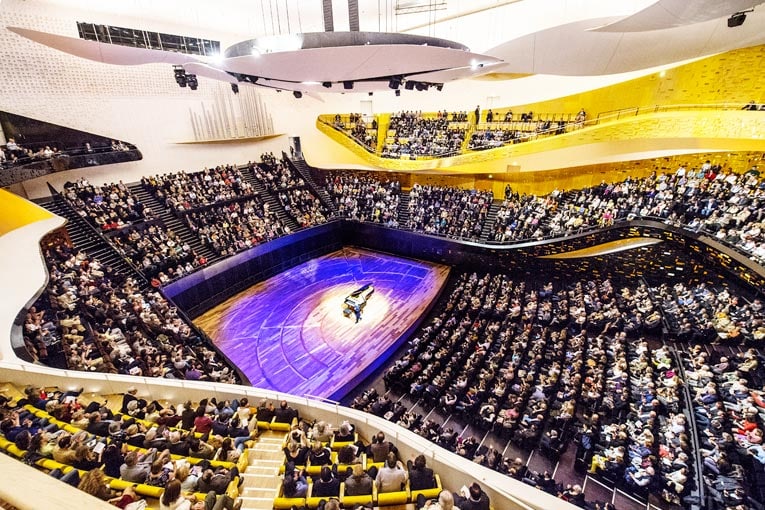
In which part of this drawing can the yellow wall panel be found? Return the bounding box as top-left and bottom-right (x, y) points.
(0, 189), (55, 236)
(318, 44), (765, 182)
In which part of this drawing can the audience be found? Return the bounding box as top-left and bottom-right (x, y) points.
(407, 184), (492, 240)
(63, 178), (152, 230)
(184, 198), (286, 257)
(382, 111), (465, 159)
(110, 222), (203, 280)
(142, 165), (255, 212)
(325, 171), (400, 226)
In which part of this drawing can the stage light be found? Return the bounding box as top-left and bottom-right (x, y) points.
(293, 90), (303, 98)
(388, 77), (401, 90)
(435, 84), (443, 91)
(404, 81), (415, 90)
(368, 91), (373, 96)
(231, 83), (239, 94)
(186, 74), (198, 90)
(343, 81), (354, 90)
(415, 82), (426, 91)
(173, 66), (187, 87)
(395, 90), (400, 97)
(322, 81), (332, 88)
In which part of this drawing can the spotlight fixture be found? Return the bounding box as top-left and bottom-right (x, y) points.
(395, 90), (401, 97)
(186, 74), (198, 90)
(343, 81), (354, 90)
(231, 83), (239, 94)
(388, 77), (401, 90)
(173, 66), (187, 87)
(322, 81), (332, 88)
(293, 90), (303, 98)
(404, 81), (415, 90)
(435, 84), (443, 91)
(727, 10), (752, 27)
(415, 82), (426, 91)
(368, 91), (373, 96)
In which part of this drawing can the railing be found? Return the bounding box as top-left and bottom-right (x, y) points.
(319, 102), (763, 161)
(0, 147), (142, 188)
(593, 101), (761, 124)
(0, 360), (555, 510)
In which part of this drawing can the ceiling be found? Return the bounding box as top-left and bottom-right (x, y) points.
(4, 0), (765, 92)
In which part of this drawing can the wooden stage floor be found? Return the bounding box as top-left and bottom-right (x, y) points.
(195, 247), (450, 399)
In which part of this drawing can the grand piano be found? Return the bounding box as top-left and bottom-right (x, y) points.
(343, 283), (374, 317)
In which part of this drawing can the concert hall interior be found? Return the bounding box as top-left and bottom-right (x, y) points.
(2, 1), (765, 510)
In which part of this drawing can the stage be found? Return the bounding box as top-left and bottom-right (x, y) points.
(194, 247), (450, 399)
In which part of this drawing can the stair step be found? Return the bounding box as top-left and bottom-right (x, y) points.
(243, 469), (279, 477)
(242, 488), (278, 498)
(237, 496), (277, 506)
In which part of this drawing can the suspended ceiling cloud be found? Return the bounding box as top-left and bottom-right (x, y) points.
(6, 27), (502, 95)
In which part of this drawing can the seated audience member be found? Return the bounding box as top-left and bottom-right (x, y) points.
(407, 454), (436, 491)
(375, 452), (408, 493)
(159, 479), (194, 510)
(77, 468), (112, 501)
(308, 440), (332, 467)
(282, 464), (308, 498)
(454, 482), (490, 510)
(273, 400), (298, 424)
(344, 464), (373, 496)
(311, 466), (341, 498)
(197, 466), (239, 495)
(419, 489), (458, 510)
(120, 449), (159, 483)
(368, 431), (395, 463)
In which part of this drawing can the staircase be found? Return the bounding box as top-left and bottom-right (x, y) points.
(240, 167), (301, 233)
(479, 200), (501, 243)
(40, 191), (149, 291)
(397, 191), (411, 228)
(283, 156), (338, 215)
(239, 430), (286, 510)
(127, 183), (220, 266)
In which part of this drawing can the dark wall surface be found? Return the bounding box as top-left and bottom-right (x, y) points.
(164, 219), (765, 320)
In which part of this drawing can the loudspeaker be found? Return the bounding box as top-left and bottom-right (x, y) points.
(728, 13), (746, 27)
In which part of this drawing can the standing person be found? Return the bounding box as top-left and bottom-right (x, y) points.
(474, 106), (481, 125)
(353, 304), (362, 323)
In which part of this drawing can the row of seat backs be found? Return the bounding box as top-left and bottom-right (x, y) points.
(24, 404), (249, 473)
(272, 473), (442, 509)
(0, 435), (241, 503)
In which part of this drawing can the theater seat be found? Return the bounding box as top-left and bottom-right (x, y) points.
(305, 481), (336, 509)
(374, 480), (410, 506)
(340, 481), (373, 508)
(273, 483), (306, 510)
(306, 452), (338, 476)
(270, 417), (294, 432)
(330, 433), (358, 451)
(410, 474), (442, 502)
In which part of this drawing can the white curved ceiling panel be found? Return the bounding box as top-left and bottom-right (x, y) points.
(594, 0), (765, 32)
(486, 11), (765, 75)
(7, 26), (200, 66)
